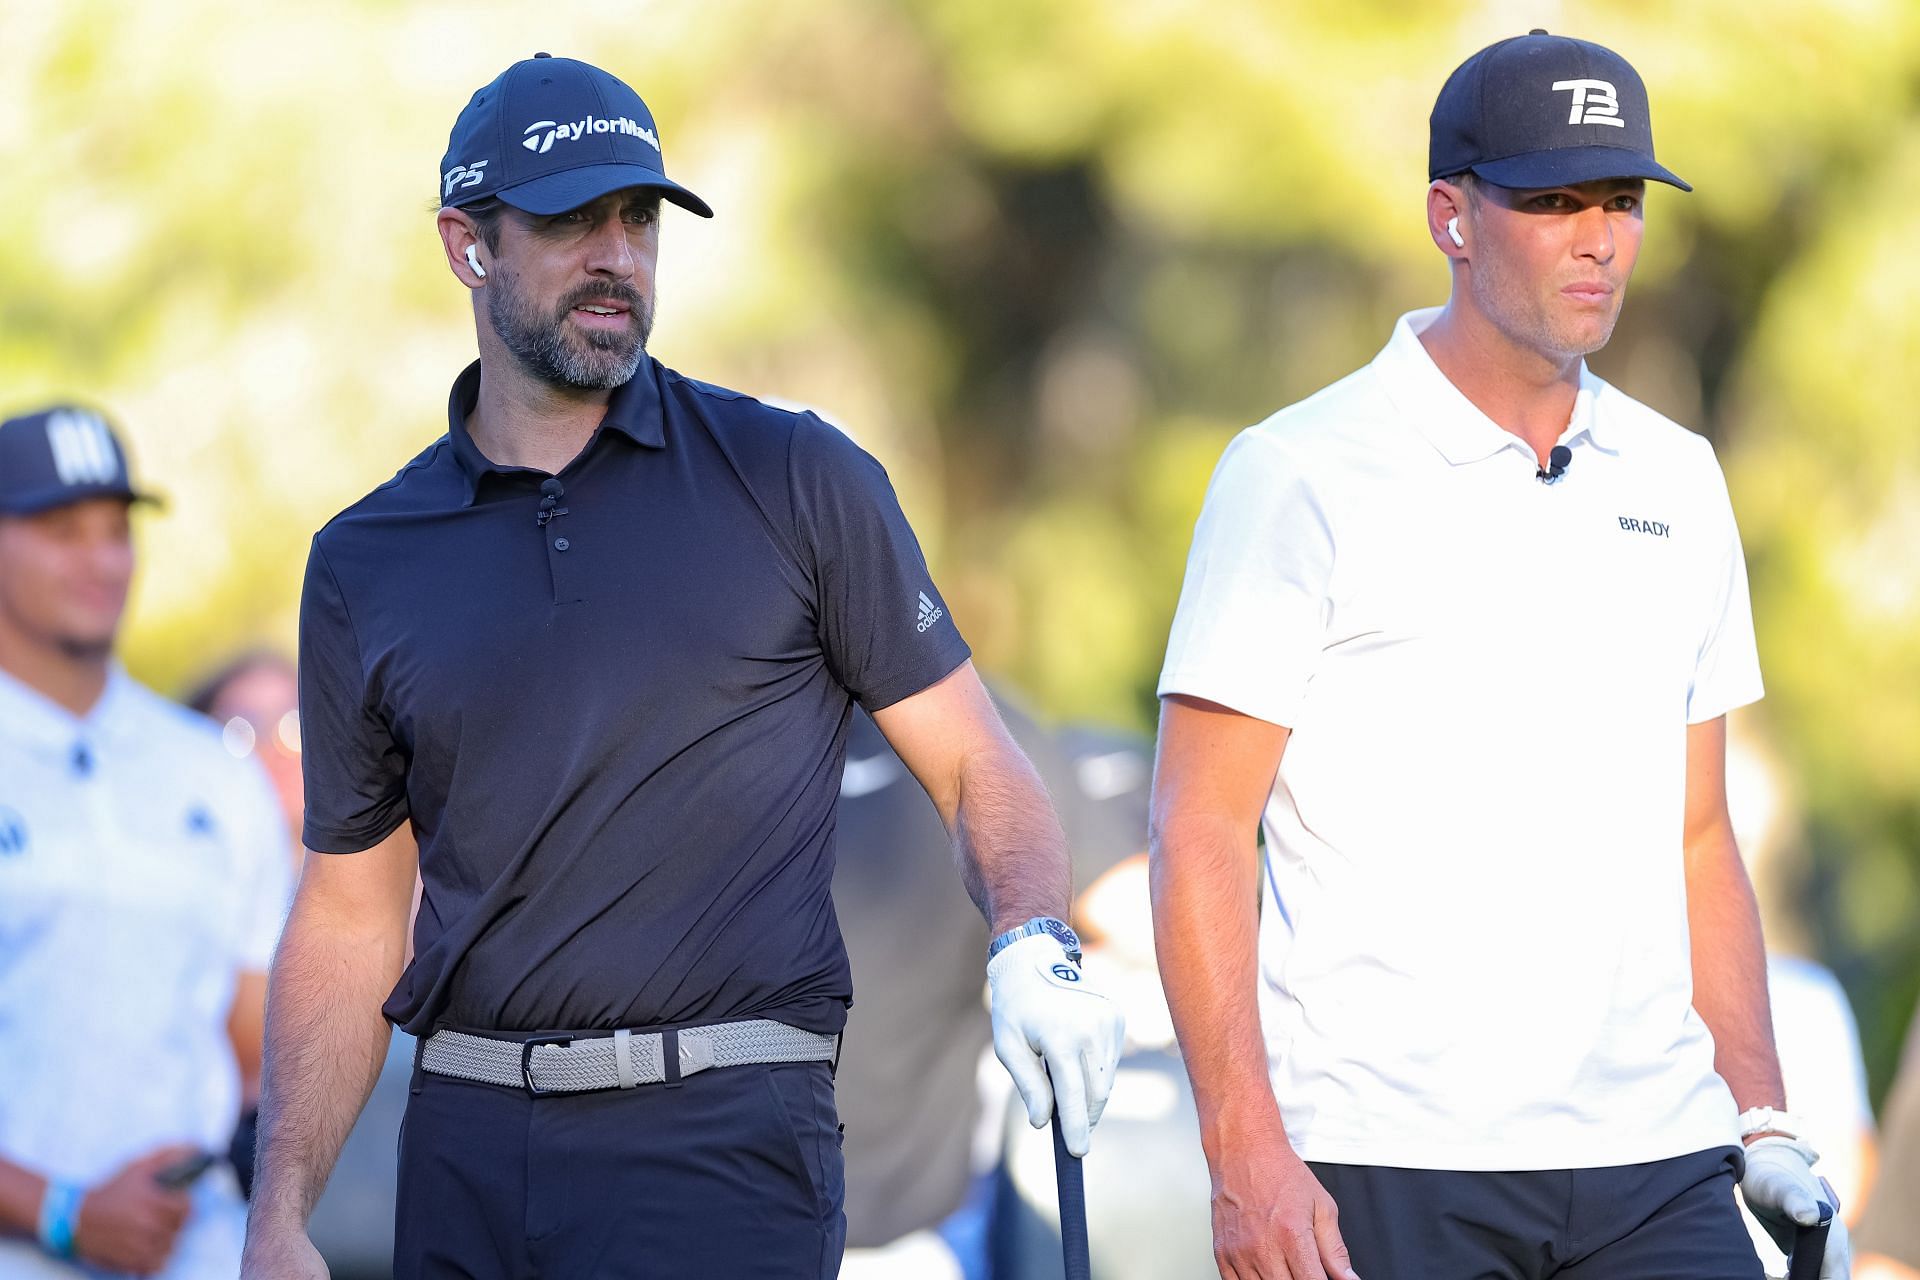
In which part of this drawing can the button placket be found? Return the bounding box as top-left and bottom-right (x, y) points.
(546, 527), (587, 604)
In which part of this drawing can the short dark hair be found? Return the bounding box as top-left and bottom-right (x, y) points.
(459, 197), (509, 253)
(1438, 170), (1482, 203)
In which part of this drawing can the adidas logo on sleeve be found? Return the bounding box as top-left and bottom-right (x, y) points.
(916, 591), (945, 633)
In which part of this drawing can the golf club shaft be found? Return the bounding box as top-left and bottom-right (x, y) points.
(1050, 1109), (1091, 1280)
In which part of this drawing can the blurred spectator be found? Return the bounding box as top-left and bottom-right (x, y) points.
(834, 696), (1139, 1278)
(1738, 958), (1878, 1274)
(992, 725), (1217, 1280)
(1727, 728), (1880, 1272)
(185, 649), (415, 1279)
(0, 406), (292, 1276)
(1856, 997), (1920, 1279)
(184, 652), (303, 862)
(1764, 956), (1877, 1213)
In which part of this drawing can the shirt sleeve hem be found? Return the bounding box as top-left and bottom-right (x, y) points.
(1157, 668), (1302, 729)
(856, 643), (972, 713)
(302, 811), (409, 855)
(1685, 682), (1764, 725)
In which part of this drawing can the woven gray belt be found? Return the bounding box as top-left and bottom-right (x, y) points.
(421, 1019), (837, 1095)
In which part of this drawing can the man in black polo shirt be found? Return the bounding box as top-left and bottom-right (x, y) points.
(240, 55), (1124, 1280)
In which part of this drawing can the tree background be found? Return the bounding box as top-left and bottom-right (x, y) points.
(3, 0), (1915, 1096)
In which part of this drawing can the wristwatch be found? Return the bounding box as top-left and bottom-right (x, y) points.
(1738, 1106), (1807, 1142)
(988, 916), (1082, 965)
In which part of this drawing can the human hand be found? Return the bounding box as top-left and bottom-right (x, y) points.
(986, 933), (1125, 1156)
(1207, 1119), (1358, 1280)
(71, 1144), (196, 1276)
(1742, 1136), (1850, 1280)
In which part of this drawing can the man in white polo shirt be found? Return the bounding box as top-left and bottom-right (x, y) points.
(1150, 32), (1848, 1280)
(0, 406), (292, 1276)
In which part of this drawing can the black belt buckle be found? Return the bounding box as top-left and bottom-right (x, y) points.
(520, 1035), (573, 1096)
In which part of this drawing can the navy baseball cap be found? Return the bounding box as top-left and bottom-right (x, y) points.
(439, 53), (713, 218)
(1430, 30), (1690, 192)
(0, 406), (159, 516)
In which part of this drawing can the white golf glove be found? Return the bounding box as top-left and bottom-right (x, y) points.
(986, 933), (1125, 1157)
(1741, 1135), (1850, 1279)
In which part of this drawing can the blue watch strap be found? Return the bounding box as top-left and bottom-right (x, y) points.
(37, 1179), (83, 1259)
(988, 916), (1083, 964)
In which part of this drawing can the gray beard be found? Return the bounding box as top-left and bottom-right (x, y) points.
(487, 269), (654, 391)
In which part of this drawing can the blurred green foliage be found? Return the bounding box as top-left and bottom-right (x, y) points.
(2, 1), (1915, 1096)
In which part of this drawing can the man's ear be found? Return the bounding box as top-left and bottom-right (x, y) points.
(437, 208), (487, 288)
(1428, 180), (1469, 258)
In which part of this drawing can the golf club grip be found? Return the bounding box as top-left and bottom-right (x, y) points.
(1786, 1219), (1830, 1280)
(1050, 1109), (1092, 1280)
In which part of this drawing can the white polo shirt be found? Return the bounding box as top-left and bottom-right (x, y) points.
(0, 665), (292, 1278)
(1159, 308), (1764, 1171)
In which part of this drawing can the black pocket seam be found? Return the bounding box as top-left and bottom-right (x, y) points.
(761, 1065), (828, 1220)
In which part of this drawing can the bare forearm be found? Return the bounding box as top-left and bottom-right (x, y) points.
(247, 891), (401, 1232)
(1686, 831), (1785, 1112)
(1150, 813), (1283, 1161)
(952, 743), (1072, 935)
(869, 664), (1071, 934)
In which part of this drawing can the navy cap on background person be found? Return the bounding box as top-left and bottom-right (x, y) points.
(438, 52), (714, 218)
(0, 406), (159, 515)
(1430, 30), (1691, 192)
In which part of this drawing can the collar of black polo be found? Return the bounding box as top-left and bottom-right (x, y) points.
(442, 358), (667, 505)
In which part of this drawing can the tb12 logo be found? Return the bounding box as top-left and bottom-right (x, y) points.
(1551, 79), (1626, 128)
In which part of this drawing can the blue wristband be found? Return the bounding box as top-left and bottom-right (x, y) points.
(35, 1180), (82, 1260)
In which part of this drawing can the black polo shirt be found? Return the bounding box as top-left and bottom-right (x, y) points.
(297, 358), (970, 1038)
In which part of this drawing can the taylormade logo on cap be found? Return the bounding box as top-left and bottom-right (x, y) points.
(437, 54), (714, 219)
(521, 115), (661, 156)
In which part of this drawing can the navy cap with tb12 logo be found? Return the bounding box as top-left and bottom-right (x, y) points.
(438, 53), (714, 218)
(1429, 30), (1691, 192)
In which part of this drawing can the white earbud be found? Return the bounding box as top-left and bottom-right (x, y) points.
(1446, 216), (1465, 248)
(465, 244), (487, 279)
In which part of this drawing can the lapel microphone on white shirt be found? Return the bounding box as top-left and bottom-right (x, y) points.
(1536, 445), (1572, 485)
(536, 477), (568, 527)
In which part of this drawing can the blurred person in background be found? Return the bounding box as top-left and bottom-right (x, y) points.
(185, 652), (304, 1202)
(834, 698), (1140, 1280)
(1726, 731), (1879, 1273)
(1753, 957), (1877, 1226)
(1151, 31), (1848, 1280)
(185, 653), (303, 866)
(0, 406), (293, 1276)
(1856, 995), (1920, 1279)
(185, 651), (417, 1280)
(992, 726), (1222, 1280)
(242, 54), (1121, 1280)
